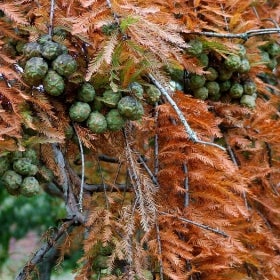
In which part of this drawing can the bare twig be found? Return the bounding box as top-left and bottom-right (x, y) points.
(113, 161), (123, 185)
(256, 208), (272, 229)
(48, 0), (55, 36)
(265, 142), (273, 167)
(120, 170), (131, 208)
(148, 74), (197, 141)
(251, 6), (260, 21)
(97, 158), (109, 209)
(138, 155), (159, 187)
(220, 3), (230, 33)
(154, 104), (159, 177)
(148, 74), (226, 151)
(265, 142), (279, 195)
(262, 18), (280, 29)
(224, 136), (239, 166)
(160, 211), (228, 237)
(98, 154), (120, 163)
(84, 183), (131, 192)
(183, 162), (189, 207)
(1, 74), (12, 88)
(224, 135), (249, 209)
(67, 162), (132, 192)
(73, 124), (85, 213)
(155, 220), (164, 280)
(52, 144), (68, 197)
(105, 0), (112, 9)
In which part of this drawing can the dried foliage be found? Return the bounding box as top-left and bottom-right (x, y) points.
(1, 0), (280, 280)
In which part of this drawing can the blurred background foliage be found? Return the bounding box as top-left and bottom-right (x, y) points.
(0, 184), (83, 278)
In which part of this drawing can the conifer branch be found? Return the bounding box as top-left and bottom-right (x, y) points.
(124, 125), (156, 231)
(73, 124), (85, 213)
(160, 212), (228, 237)
(148, 74), (226, 151)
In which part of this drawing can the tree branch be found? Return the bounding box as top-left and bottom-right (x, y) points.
(154, 104), (159, 177)
(160, 211), (228, 237)
(138, 154), (159, 187)
(48, 0), (55, 36)
(224, 134), (249, 210)
(97, 158), (109, 209)
(186, 27), (280, 41)
(73, 123), (85, 212)
(183, 162), (189, 207)
(16, 144), (86, 279)
(148, 74), (226, 151)
(155, 219), (164, 280)
(15, 221), (75, 280)
(98, 154), (121, 164)
(52, 144), (85, 223)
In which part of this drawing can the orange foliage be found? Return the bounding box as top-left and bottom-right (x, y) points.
(1, 0), (280, 279)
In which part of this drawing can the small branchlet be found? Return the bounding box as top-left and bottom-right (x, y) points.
(48, 0), (55, 36)
(160, 211), (228, 237)
(73, 124), (85, 213)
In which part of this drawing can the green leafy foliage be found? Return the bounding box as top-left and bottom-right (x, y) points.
(0, 187), (66, 264)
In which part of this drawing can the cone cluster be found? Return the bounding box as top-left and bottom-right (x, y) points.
(0, 149), (53, 197)
(21, 34), (77, 96)
(258, 39), (280, 93)
(68, 82), (161, 134)
(184, 40), (258, 108)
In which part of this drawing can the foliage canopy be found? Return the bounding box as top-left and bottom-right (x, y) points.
(1, 0), (280, 279)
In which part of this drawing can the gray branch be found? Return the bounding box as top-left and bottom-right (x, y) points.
(48, 0), (55, 36)
(160, 211), (228, 237)
(187, 27), (280, 41)
(138, 155), (159, 187)
(51, 144), (85, 223)
(148, 74), (226, 151)
(183, 162), (189, 207)
(73, 124), (85, 212)
(15, 221), (75, 280)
